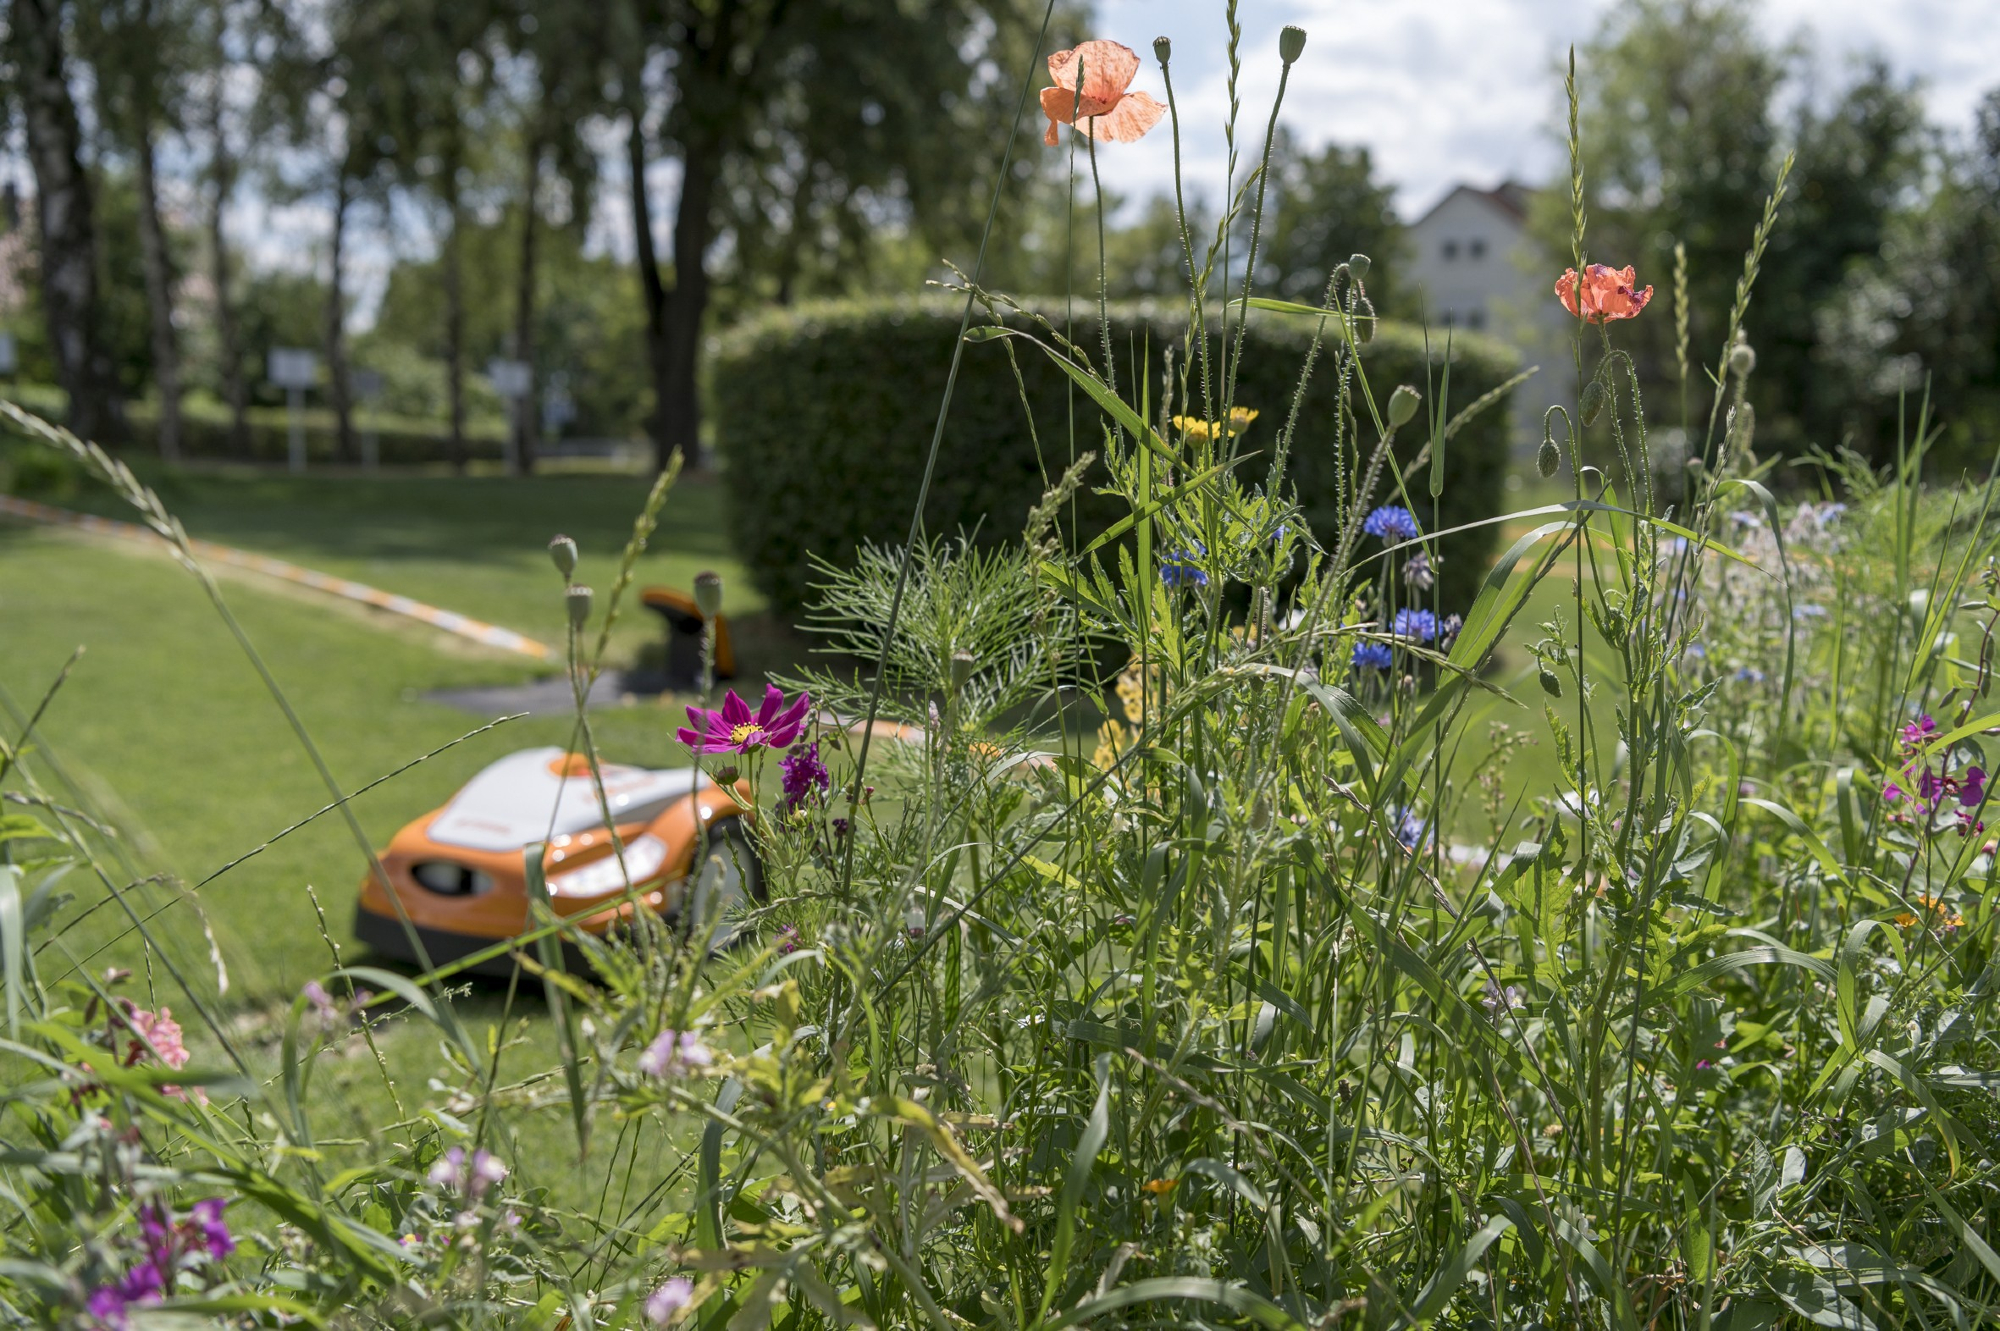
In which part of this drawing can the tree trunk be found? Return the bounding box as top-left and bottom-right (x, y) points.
(207, 73), (248, 456)
(513, 141), (540, 475)
(657, 136), (718, 472)
(442, 156), (466, 472)
(325, 165), (354, 463)
(9, 0), (124, 443)
(134, 123), (182, 462)
(627, 105), (672, 469)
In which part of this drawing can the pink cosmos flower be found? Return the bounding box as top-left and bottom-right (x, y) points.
(678, 685), (810, 755)
(1555, 264), (1654, 323)
(1040, 40), (1164, 146)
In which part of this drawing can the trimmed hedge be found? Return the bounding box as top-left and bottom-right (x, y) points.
(713, 298), (1521, 618)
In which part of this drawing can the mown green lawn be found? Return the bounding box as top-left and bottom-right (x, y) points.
(1, 467), (802, 1206)
(2, 467), (809, 1000)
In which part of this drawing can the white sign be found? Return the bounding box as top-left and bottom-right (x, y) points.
(487, 358), (532, 398)
(268, 347), (318, 389)
(0, 333), (17, 375)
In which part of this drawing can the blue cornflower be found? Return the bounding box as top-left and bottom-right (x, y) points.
(1160, 546), (1208, 587)
(1363, 506), (1421, 541)
(1733, 667), (1766, 683)
(1393, 608), (1438, 642)
(1351, 641), (1394, 671)
(1391, 805), (1431, 850)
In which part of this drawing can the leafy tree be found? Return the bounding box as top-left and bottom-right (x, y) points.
(75, 0), (202, 459)
(1871, 87), (2000, 458)
(1538, 0), (1926, 461)
(4, 0), (127, 442)
(618, 0), (1074, 470)
(1257, 126), (1402, 310)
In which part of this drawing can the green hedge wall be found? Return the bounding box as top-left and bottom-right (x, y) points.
(713, 298), (1521, 618)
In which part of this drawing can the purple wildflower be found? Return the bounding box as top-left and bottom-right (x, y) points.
(775, 923), (801, 955)
(640, 1029), (715, 1077)
(647, 1276), (697, 1325)
(188, 1199), (233, 1260)
(780, 743), (830, 811)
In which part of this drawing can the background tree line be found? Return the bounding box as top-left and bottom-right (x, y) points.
(0, 0), (1993, 475)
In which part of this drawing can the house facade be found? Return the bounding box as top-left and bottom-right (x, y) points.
(1405, 182), (1570, 457)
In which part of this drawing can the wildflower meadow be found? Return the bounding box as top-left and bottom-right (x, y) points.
(4, 14), (2000, 1331)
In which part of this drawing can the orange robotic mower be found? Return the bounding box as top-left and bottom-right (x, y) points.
(354, 747), (761, 975)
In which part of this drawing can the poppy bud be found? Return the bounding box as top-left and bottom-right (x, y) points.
(548, 534), (578, 580)
(693, 570), (723, 621)
(566, 584), (593, 630)
(1153, 35), (1171, 64)
(1728, 334), (1756, 379)
(1538, 665), (1563, 698)
(1579, 380), (1607, 427)
(949, 651), (976, 692)
(1347, 253), (1371, 280)
(1279, 25), (1307, 64)
(1537, 434), (1562, 479)
(1386, 385), (1421, 428)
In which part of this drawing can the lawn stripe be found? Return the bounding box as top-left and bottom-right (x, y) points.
(0, 493), (552, 660)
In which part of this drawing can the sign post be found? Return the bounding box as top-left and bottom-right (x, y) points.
(541, 371), (576, 443)
(351, 368), (385, 470)
(267, 348), (318, 474)
(487, 358), (531, 475)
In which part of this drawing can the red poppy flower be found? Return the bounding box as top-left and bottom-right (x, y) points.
(1555, 264), (1654, 322)
(1040, 40), (1164, 146)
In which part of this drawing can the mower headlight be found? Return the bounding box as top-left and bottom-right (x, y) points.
(546, 834), (670, 899)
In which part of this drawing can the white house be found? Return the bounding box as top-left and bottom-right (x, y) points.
(1406, 182), (1570, 456)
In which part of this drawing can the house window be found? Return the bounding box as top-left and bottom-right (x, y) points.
(1469, 238), (1488, 260)
(1441, 239), (1460, 260)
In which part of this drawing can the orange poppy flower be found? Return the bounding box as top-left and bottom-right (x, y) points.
(1141, 1177), (1179, 1195)
(1555, 264), (1654, 323)
(1041, 40), (1164, 146)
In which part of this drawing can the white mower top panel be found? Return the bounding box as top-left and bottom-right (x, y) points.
(425, 747), (708, 852)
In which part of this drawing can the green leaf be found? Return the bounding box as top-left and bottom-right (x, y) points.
(1043, 1277), (1308, 1331)
(0, 865), (22, 1037)
(1040, 1053), (1111, 1319)
(1410, 1212), (1514, 1322)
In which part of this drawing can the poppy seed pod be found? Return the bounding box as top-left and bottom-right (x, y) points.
(1729, 334), (1756, 378)
(949, 651), (977, 692)
(1579, 380), (1607, 427)
(1153, 35), (1171, 64)
(548, 534), (578, 581)
(1537, 432), (1562, 479)
(1348, 253), (1371, 280)
(565, 584), (594, 630)
(1279, 25), (1306, 64)
(1386, 385), (1421, 428)
(693, 570), (723, 621)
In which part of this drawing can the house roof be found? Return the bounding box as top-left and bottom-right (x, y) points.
(1412, 181), (1535, 228)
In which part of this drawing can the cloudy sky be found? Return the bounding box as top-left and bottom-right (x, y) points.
(1088, 0), (2000, 220)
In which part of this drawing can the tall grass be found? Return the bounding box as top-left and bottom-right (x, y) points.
(3, 12), (1998, 1330)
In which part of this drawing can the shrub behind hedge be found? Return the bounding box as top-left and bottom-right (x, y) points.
(713, 298), (1521, 619)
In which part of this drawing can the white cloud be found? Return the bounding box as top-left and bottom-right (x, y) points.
(1086, 0), (2000, 220)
